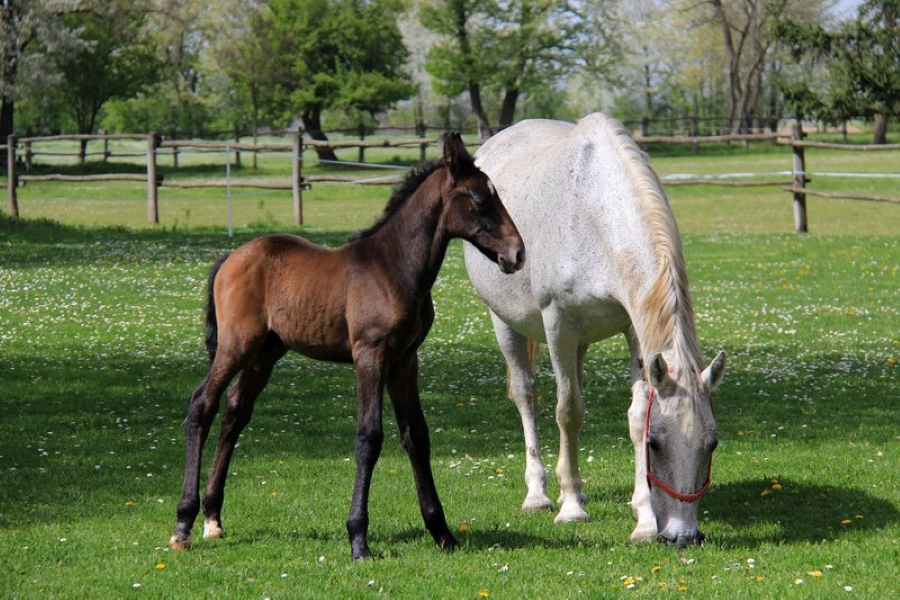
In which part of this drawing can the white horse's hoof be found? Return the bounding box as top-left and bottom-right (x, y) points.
(522, 494), (554, 513)
(203, 519), (224, 540)
(554, 504), (589, 523)
(630, 524), (657, 543)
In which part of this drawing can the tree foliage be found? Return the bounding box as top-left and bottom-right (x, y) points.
(57, 3), (162, 137)
(420, 0), (620, 134)
(775, 0), (900, 142)
(263, 0), (415, 140)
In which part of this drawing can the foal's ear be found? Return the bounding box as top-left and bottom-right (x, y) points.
(442, 132), (471, 176)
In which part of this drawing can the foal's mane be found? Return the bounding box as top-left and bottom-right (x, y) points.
(593, 115), (702, 372)
(349, 158), (445, 242)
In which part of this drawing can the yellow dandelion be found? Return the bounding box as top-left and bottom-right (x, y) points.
(772, 483), (783, 491)
(125, 501), (135, 506)
(760, 489), (770, 497)
(855, 514), (864, 520)
(841, 518), (852, 525)
(155, 562), (166, 570)
(459, 523), (469, 532)
(478, 589), (489, 598)
(495, 468), (505, 475)
(651, 565), (661, 573)
(756, 576), (765, 582)
(622, 577), (635, 586)
(271, 490), (278, 497)
(808, 570), (822, 577)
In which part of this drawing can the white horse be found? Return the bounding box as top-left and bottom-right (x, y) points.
(464, 113), (726, 547)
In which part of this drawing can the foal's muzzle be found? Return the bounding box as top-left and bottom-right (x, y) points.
(499, 247), (526, 274)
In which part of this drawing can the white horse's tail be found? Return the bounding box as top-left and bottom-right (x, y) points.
(507, 338), (541, 400)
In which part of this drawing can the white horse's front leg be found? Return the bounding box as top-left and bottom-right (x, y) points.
(546, 326), (589, 523)
(492, 316), (553, 513)
(628, 378), (657, 542)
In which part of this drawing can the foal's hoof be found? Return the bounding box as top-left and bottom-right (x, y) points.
(169, 534), (192, 551)
(438, 534), (459, 553)
(203, 519), (225, 540)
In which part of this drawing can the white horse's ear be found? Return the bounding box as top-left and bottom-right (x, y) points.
(648, 353), (670, 388)
(702, 350), (726, 391)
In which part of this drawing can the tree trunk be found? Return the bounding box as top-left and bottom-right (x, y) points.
(873, 113), (888, 144)
(468, 82), (491, 138)
(302, 109), (338, 162)
(498, 89), (519, 130)
(0, 98), (12, 167)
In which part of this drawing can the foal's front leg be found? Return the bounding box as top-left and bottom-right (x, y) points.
(387, 351), (457, 552)
(346, 346), (387, 560)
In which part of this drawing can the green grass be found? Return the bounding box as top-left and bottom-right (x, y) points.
(1, 142), (899, 597)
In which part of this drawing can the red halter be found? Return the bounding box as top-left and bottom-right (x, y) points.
(643, 379), (712, 503)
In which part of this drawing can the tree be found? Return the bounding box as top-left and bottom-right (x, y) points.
(420, 0), (619, 135)
(263, 0), (415, 160)
(0, 0), (85, 160)
(57, 3), (162, 151)
(776, 0), (899, 143)
(201, 0), (270, 140)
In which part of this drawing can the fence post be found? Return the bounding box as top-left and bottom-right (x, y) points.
(791, 122), (808, 233)
(7, 135), (18, 217)
(417, 120), (427, 162)
(292, 131), (304, 226)
(147, 133), (160, 225)
(358, 123), (366, 164)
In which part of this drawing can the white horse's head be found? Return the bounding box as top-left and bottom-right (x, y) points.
(642, 350), (725, 547)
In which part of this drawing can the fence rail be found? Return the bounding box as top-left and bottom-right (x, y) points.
(3, 128), (898, 231)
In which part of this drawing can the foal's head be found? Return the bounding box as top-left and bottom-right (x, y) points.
(440, 133), (525, 274)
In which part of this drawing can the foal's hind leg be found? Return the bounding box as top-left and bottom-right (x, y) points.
(202, 337), (286, 540)
(491, 315), (553, 513)
(170, 360), (241, 550)
(386, 351), (456, 552)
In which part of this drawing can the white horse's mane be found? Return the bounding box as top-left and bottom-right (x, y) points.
(592, 115), (703, 374)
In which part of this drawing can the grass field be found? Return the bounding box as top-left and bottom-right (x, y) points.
(1, 139), (898, 598)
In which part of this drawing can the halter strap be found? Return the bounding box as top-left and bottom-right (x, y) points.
(643, 381), (711, 503)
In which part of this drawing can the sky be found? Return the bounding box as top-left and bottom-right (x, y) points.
(831, 0), (862, 18)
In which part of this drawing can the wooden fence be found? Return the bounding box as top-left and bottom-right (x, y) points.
(3, 128), (898, 231)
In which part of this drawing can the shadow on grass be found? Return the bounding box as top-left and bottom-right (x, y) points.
(704, 478), (900, 548)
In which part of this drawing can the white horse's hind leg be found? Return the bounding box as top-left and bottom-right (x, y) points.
(626, 334), (657, 542)
(545, 319), (589, 523)
(491, 315), (553, 513)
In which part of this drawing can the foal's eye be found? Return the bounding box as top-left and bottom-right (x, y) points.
(470, 191), (486, 208)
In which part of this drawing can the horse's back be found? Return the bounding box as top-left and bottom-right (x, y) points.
(216, 234), (354, 361)
(466, 114), (649, 342)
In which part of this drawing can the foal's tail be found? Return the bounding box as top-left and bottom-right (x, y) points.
(204, 254), (230, 364)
